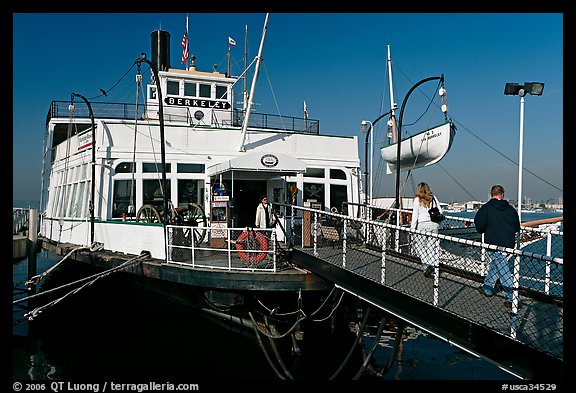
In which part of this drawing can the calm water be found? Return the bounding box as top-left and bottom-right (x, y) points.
(12, 206), (562, 382)
(13, 255), (515, 382)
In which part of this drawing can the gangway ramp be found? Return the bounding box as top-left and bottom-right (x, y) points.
(285, 205), (563, 380)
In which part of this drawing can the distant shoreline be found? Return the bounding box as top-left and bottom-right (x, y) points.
(13, 200), (40, 209)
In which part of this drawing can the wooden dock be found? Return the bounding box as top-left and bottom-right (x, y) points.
(13, 234), (27, 259)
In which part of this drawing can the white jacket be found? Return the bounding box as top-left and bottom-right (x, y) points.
(255, 203), (275, 228)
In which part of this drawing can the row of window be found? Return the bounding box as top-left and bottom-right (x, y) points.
(166, 80), (229, 100)
(47, 160), (351, 219)
(112, 178), (204, 218)
(49, 177), (349, 220)
(115, 162), (205, 174)
(115, 161), (347, 180)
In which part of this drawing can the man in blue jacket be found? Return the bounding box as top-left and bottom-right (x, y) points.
(474, 185), (521, 308)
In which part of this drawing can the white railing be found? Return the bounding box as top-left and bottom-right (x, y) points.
(165, 225), (279, 272)
(288, 205), (563, 299)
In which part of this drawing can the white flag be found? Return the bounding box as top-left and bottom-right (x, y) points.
(303, 101), (308, 119)
(228, 36), (236, 46)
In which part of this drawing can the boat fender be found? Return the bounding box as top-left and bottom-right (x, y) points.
(235, 229), (268, 264)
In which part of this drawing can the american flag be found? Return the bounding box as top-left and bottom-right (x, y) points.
(181, 30), (189, 65)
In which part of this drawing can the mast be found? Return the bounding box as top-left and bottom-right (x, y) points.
(387, 45), (398, 144)
(387, 45), (403, 222)
(239, 13), (269, 152)
(227, 45), (231, 77)
(243, 24), (248, 112)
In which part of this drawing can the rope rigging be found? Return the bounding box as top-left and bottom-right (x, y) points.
(87, 62), (138, 101)
(373, 62), (562, 202)
(128, 64), (143, 217)
(328, 305), (371, 380)
(248, 311), (287, 380)
(367, 319), (406, 378)
(13, 250), (150, 325)
(24, 243), (102, 287)
(352, 314), (387, 379)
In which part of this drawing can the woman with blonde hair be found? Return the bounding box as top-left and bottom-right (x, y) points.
(410, 182), (442, 278)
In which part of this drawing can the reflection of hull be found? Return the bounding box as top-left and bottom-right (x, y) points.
(381, 121), (455, 173)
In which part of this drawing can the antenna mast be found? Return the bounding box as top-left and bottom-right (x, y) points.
(239, 13), (269, 152)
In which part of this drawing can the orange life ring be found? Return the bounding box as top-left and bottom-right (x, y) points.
(235, 230), (269, 264)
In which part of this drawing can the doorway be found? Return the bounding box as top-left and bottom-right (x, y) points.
(231, 180), (267, 228)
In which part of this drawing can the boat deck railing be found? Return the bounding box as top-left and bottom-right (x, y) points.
(166, 225), (282, 272)
(46, 100), (320, 134)
(13, 208), (30, 234)
(281, 204), (563, 361)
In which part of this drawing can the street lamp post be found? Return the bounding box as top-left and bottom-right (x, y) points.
(504, 82), (545, 225)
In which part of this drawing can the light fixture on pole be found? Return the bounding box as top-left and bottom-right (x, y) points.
(360, 120), (374, 216)
(504, 81), (544, 224)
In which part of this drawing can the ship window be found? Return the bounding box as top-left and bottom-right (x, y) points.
(112, 180), (136, 218)
(143, 179), (171, 209)
(177, 163), (205, 173)
(216, 85), (227, 100)
(77, 182), (87, 218)
(148, 86), (157, 100)
(67, 183), (78, 217)
(143, 163), (171, 173)
(304, 168), (324, 178)
(167, 80), (180, 96)
(330, 169), (347, 180)
(115, 162), (135, 173)
(184, 82), (197, 97)
(303, 182), (325, 207)
(330, 184), (348, 213)
(178, 179), (202, 208)
(199, 84), (211, 98)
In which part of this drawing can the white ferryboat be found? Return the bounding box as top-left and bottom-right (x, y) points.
(38, 14), (361, 300)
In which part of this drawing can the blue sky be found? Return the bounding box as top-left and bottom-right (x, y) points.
(12, 13), (563, 204)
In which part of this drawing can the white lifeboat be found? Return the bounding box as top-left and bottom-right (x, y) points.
(381, 121), (456, 173)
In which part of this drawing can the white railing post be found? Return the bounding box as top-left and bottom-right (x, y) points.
(313, 210), (318, 257)
(227, 227), (232, 269)
(272, 229), (277, 271)
(342, 219), (347, 268)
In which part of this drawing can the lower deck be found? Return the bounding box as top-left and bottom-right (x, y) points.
(39, 237), (332, 293)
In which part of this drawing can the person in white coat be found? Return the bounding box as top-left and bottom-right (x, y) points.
(410, 182), (442, 278)
(255, 195), (275, 229)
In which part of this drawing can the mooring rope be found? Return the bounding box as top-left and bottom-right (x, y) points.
(251, 308), (306, 339)
(264, 315), (293, 380)
(352, 314), (387, 380)
(13, 250), (150, 324)
(309, 288), (345, 322)
(248, 311), (286, 380)
(201, 291), (234, 312)
(329, 305), (371, 380)
(256, 285), (340, 320)
(24, 243), (103, 287)
(374, 320), (406, 377)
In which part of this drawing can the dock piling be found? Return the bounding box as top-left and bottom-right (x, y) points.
(27, 208), (38, 294)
